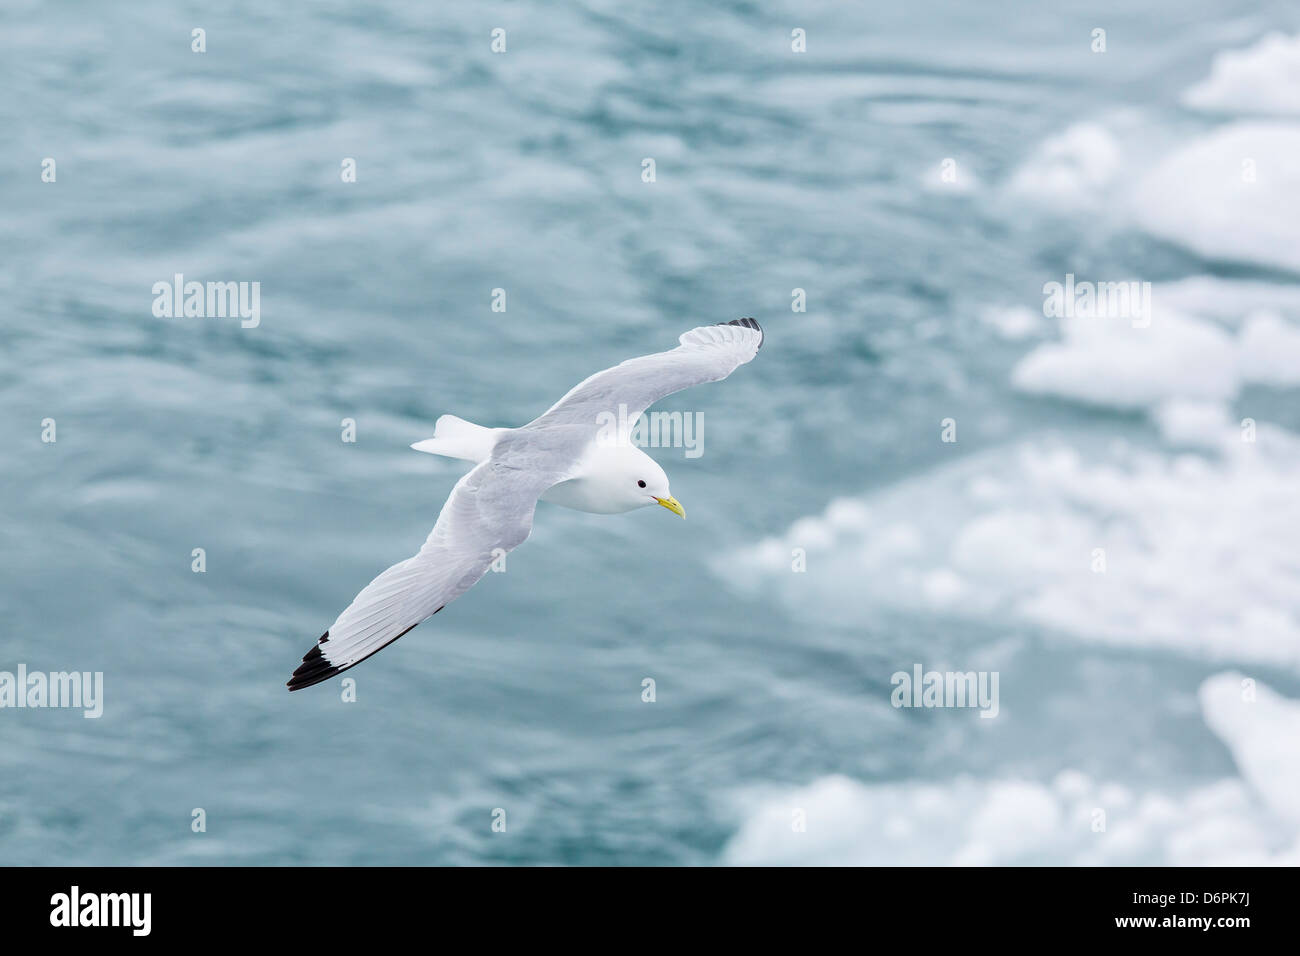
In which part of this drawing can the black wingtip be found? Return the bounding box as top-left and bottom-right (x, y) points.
(286, 631), (339, 692)
(720, 316), (763, 349)
(286, 609), (443, 693)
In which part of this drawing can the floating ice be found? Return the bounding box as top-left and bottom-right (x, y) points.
(1240, 310), (1300, 386)
(1134, 123), (1300, 273)
(724, 435), (1300, 671)
(1200, 672), (1300, 827)
(1004, 122), (1122, 209)
(1011, 301), (1300, 410)
(1183, 33), (1300, 116)
(1011, 308), (1237, 410)
(722, 675), (1300, 865)
(978, 305), (1040, 341)
(1151, 400), (1234, 449)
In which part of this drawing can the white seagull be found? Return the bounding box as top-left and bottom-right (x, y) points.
(287, 317), (763, 690)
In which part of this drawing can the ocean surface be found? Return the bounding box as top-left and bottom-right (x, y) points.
(3, 0), (1300, 865)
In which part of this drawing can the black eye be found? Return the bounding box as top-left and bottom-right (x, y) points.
(637, 480), (646, 488)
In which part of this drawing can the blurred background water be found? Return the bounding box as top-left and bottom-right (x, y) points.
(3, 0), (1300, 865)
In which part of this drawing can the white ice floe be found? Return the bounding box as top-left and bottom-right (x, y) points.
(978, 305), (1040, 341)
(1239, 310), (1300, 386)
(1134, 123), (1300, 273)
(1004, 122), (1122, 209)
(1199, 672), (1300, 827)
(722, 674), (1300, 865)
(1155, 276), (1300, 323)
(1011, 308), (1237, 410)
(1011, 299), (1300, 410)
(723, 432), (1300, 671)
(1183, 33), (1300, 116)
(1150, 400), (1235, 449)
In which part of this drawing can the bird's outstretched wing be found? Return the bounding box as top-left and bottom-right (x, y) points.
(286, 459), (548, 690)
(526, 317), (763, 431)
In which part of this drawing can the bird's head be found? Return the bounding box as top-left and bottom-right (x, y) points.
(594, 444), (685, 517)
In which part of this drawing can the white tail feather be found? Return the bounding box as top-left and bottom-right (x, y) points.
(410, 415), (499, 463)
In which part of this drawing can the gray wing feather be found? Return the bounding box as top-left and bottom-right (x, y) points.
(525, 318), (763, 432)
(291, 460), (545, 684)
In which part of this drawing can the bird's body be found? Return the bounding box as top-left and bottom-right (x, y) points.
(413, 415), (669, 514)
(287, 317), (763, 691)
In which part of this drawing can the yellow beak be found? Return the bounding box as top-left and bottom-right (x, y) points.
(654, 496), (686, 518)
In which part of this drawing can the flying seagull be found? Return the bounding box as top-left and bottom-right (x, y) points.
(287, 317), (763, 691)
